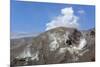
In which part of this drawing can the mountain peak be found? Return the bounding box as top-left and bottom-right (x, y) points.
(11, 27), (95, 66)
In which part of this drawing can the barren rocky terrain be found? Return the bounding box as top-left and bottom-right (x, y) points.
(10, 27), (95, 66)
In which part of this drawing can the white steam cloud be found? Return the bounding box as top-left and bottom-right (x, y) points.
(45, 7), (79, 31)
(78, 10), (85, 14)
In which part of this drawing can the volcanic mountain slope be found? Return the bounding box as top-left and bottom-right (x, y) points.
(10, 27), (95, 66)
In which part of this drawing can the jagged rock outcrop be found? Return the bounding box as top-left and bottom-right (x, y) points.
(10, 27), (95, 66)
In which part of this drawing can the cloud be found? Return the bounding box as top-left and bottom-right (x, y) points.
(45, 7), (79, 31)
(78, 10), (85, 14)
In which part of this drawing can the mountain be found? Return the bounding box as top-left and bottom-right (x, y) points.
(10, 32), (39, 39)
(10, 27), (95, 66)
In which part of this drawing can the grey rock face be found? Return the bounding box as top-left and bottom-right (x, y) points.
(10, 27), (95, 66)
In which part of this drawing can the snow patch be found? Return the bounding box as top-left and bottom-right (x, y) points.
(67, 38), (87, 54)
(48, 33), (60, 51)
(48, 32), (69, 51)
(16, 46), (32, 59)
(65, 38), (88, 61)
(49, 40), (59, 51)
(31, 51), (39, 61)
(78, 38), (87, 50)
(16, 46), (39, 61)
(58, 47), (67, 53)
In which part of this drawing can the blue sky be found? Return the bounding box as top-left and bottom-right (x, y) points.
(11, 0), (95, 34)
